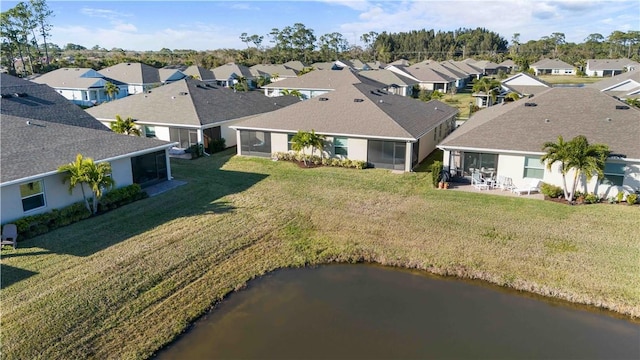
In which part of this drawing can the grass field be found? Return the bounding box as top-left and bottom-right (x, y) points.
(536, 74), (604, 85)
(1, 149), (639, 359)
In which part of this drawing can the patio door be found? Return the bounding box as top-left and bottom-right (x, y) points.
(368, 140), (405, 170)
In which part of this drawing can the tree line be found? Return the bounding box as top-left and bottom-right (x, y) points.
(2, 0), (638, 76)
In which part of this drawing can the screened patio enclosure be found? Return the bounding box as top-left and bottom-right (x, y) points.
(447, 151), (499, 179)
(367, 140), (417, 171)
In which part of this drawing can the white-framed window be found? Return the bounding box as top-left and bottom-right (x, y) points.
(523, 156), (544, 179)
(334, 137), (348, 156)
(145, 126), (156, 138)
(20, 180), (46, 212)
(602, 162), (625, 186)
(287, 134), (294, 151)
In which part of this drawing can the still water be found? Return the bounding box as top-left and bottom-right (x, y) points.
(156, 264), (639, 359)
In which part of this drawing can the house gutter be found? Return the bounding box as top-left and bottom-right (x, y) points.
(436, 145), (640, 163)
(0, 143), (177, 188)
(229, 125), (416, 142)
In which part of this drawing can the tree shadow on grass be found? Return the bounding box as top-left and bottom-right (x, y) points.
(8, 164), (268, 258)
(1, 264), (38, 288)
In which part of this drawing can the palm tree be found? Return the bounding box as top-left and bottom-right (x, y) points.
(472, 77), (501, 107)
(565, 135), (610, 200)
(541, 136), (573, 201)
(280, 89), (303, 100)
(84, 158), (116, 214)
(104, 81), (119, 102)
(308, 130), (325, 160)
(291, 130), (312, 166)
(58, 153), (91, 212)
(110, 115), (141, 136)
(58, 154), (115, 214)
(504, 92), (521, 102)
(233, 76), (249, 91)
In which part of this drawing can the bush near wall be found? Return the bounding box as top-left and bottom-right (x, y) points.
(8, 184), (147, 241)
(272, 152), (367, 169)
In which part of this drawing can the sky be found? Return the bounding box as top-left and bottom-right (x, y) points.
(2, 0), (639, 52)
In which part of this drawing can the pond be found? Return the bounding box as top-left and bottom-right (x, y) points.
(155, 264), (639, 359)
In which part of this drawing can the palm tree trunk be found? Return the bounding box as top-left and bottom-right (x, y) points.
(80, 184), (91, 212)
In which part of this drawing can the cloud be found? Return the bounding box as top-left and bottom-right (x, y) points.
(316, 0), (372, 11)
(228, 3), (260, 11)
(80, 8), (132, 20)
(113, 23), (137, 33)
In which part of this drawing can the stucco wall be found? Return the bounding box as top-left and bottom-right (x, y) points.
(271, 133), (289, 153)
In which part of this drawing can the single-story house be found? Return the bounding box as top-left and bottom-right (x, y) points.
(282, 61), (307, 72)
(0, 74), (175, 224)
(211, 63), (256, 89)
(438, 87), (640, 198)
(467, 60), (507, 76)
(585, 58), (639, 77)
(530, 58), (576, 76)
(29, 67), (128, 107)
(231, 82), (459, 172)
(386, 64), (456, 93)
(444, 60), (483, 80)
(500, 72), (551, 97)
(410, 60), (469, 90)
(180, 65), (215, 83)
(498, 59), (518, 73)
(586, 69), (640, 100)
(261, 68), (386, 99)
(86, 78), (300, 151)
(250, 64), (298, 82)
(100, 62), (185, 95)
(358, 69), (419, 97)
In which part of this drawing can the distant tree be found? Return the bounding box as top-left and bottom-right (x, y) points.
(625, 98), (640, 109)
(110, 115), (141, 136)
(30, 0), (53, 65)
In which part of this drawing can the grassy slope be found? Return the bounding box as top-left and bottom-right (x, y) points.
(1, 149), (639, 359)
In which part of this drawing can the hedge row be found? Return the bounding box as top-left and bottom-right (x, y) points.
(272, 152), (367, 169)
(9, 184), (147, 241)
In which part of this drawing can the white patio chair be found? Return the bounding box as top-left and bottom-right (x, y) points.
(512, 179), (542, 195)
(471, 171), (489, 190)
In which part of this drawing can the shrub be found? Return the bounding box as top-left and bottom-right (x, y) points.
(187, 143), (204, 158)
(616, 192), (625, 203)
(270, 152), (366, 170)
(584, 193), (599, 204)
(98, 184), (147, 213)
(627, 194), (637, 205)
(207, 138), (226, 154)
(430, 161), (444, 188)
(540, 183), (563, 198)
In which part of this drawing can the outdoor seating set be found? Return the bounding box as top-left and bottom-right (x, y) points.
(471, 171), (541, 195)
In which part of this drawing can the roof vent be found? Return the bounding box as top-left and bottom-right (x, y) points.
(615, 105), (629, 110)
(544, 119), (550, 123)
(14, 93), (28, 97)
(379, 99), (383, 103)
(524, 102), (537, 107)
(319, 97), (329, 101)
(1, 94), (11, 98)
(528, 94), (534, 98)
(147, 90), (152, 94)
(179, 92), (188, 95)
(354, 98), (364, 102)
(606, 117), (612, 122)
(171, 96), (176, 99)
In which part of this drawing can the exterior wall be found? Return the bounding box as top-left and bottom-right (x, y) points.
(1, 157), (140, 224)
(345, 138), (368, 162)
(153, 126), (171, 142)
(271, 132), (289, 153)
(128, 85), (145, 95)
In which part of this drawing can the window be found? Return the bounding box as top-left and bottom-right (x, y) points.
(169, 128), (198, 149)
(20, 180), (45, 212)
(523, 156), (544, 179)
(602, 162), (625, 186)
(334, 137), (348, 156)
(287, 134), (294, 151)
(144, 126), (156, 138)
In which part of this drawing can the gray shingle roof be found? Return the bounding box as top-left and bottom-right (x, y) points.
(396, 65), (454, 83)
(0, 74), (172, 184)
(530, 58), (574, 70)
(439, 87), (640, 159)
(358, 69), (418, 87)
(100, 62), (163, 84)
(262, 69), (386, 91)
(234, 83), (458, 140)
(586, 69), (640, 91)
(29, 67), (124, 88)
(249, 64), (298, 78)
(181, 66), (215, 81)
(587, 58), (639, 71)
(211, 63), (254, 80)
(86, 78), (300, 127)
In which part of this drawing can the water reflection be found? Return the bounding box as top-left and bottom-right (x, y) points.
(156, 264), (639, 359)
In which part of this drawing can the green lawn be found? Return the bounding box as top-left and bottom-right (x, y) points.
(2, 149), (639, 359)
(536, 74), (604, 85)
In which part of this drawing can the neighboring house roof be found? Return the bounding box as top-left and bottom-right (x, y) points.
(412, 60), (467, 80)
(86, 78), (300, 127)
(250, 64), (298, 78)
(439, 87), (640, 160)
(100, 62), (167, 85)
(211, 63), (254, 80)
(358, 69), (418, 87)
(262, 68), (386, 92)
(389, 59), (411, 66)
(283, 61), (307, 72)
(366, 61), (387, 70)
(530, 58), (574, 70)
(586, 69), (640, 99)
(29, 67), (123, 89)
(311, 62), (337, 70)
(0, 74), (171, 184)
(444, 60), (483, 76)
(233, 82), (458, 140)
(501, 72), (551, 96)
(393, 64), (454, 83)
(181, 65), (215, 81)
(471, 60), (502, 71)
(499, 59), (516, 67)
(586, 58), (639, 71)
(158, 68), (186, 83)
